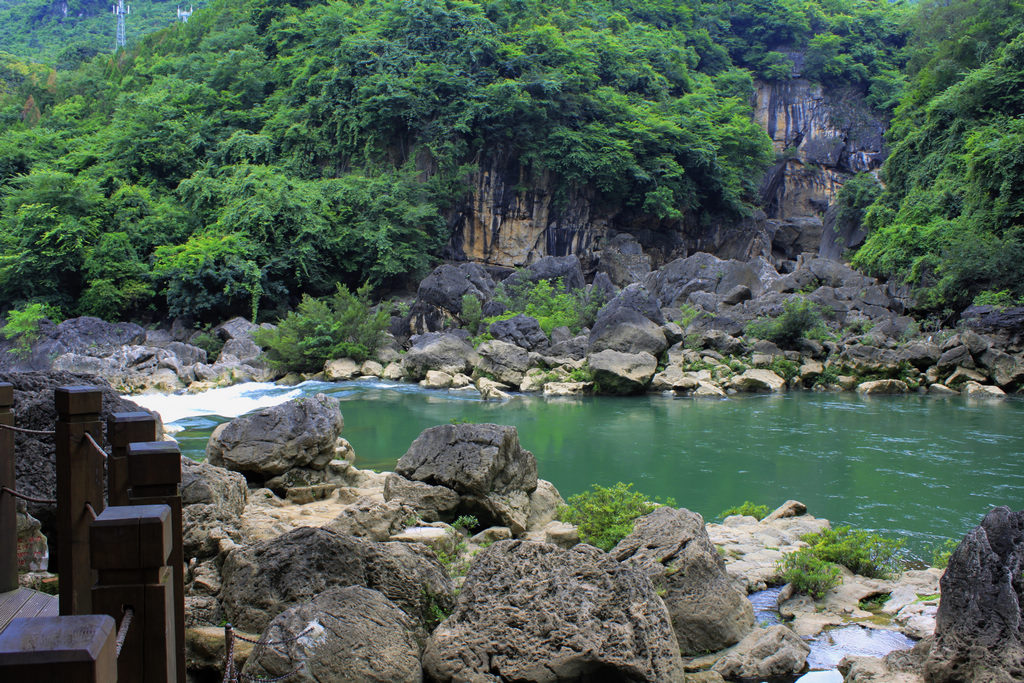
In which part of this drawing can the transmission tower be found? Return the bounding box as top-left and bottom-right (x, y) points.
(113, 0), (129, 50)
(177, 4), (193, 22)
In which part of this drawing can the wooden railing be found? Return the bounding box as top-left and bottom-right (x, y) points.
(0, 383), (184, 682)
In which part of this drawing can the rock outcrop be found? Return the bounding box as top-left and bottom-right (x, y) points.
(423, 540), (686, 682)
(393, 423), (538, 533)
(220, 526), (454, 634)
(925, 506), (1024, 683)
(240, 586), (424, 683)
(206, 395), (344, 489)
(612, 507), (755, 654)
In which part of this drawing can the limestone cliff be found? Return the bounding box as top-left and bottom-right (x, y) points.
(446, 80), (887, 270)
(753, 79), (886, 259)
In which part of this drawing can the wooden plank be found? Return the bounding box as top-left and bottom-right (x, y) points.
(0, 614), (117, 682)
(20, 589), (57, 619)
(0, 587), (32, 632)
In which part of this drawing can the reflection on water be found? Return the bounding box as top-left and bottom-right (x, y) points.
(130, 380), (1024, 558)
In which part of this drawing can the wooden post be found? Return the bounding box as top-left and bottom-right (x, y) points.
(91, 503), (175, 683)
(0, 614), (118, 682)
(127, 441), (184, 683)
(0, 382), (15, 593)
(107, 413), (157, 508)
(55, 386), (104, 616)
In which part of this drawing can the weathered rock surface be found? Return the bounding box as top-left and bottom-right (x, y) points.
(925, 506), (1024, 683)
(402, 333), (479, 380)
(612, 507), (754, 654)
(587, 349), (657, 394)
(181, 458), (249, 560)
(710, 625), (811, 680)
(476, 339), (531, 386)
(383, 473), (461, 522)
(729, 368), (786, 393)
(406, 262), (495, 335)
(423, 540), (686, 682)
(241, 586), (424, 683)
(206, 395), (343, 480)
(220, 526), (454, 633)
(488, 314), (549, 352)
(395, 423), (538, 533)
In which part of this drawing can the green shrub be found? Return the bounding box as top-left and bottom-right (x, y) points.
(972, 289), (1019, 309)
(253, 283), (389, 372)
(487, 276), (604, 335)
(814, 364), (841, 387)
(191, 329), (225, 362)
(2, 302), (59, 357)
(777, 548), (843, 599)
(930, 538), (960, 569)
(719, 501), (771, 521)
(675, 303), (707, 329)
(801, 526), (905, 579)
(768, 357), (799, 382)
(746, 297), (829, 347)
(460, 293), (483, 334)
(557, 482), (673, 552)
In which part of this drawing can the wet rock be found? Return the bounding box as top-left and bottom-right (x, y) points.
(856, 379), (908, 395)
(925, 506), (1024, 683)
(241, 586), (424, 683)
(650, 366), (699, 392)
(423, 540), (686, 682)
(323, 358), (359, 380)
(206, 394), (343, 479)
(962, 381), (1006, 399)
(220, 526), (454, 633)
(730, 368), (786, 393)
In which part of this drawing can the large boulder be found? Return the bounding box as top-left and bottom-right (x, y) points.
(612, 507), (755, 654)
(487, 314), (549, 352)
(395, 423), (538, 533)
(206, 394), (343, 479)
(423, 540), (686, 682)
(588, 308), (668, 356)
(523, 255), (586, 291)
(0, 371), (161, 553)
(587, 349), (658, 394)
(402, 332), (479, 380)
(241, 586), (424, 683)
(383, 473), (461, 522)
(476, 339), (531, 386)
(220, 526), (454, 633)
(925, 506), (1024, 683)
(645, 253), (778, 308)
(0, 316), (146, 371)
(711, 625), (812, 680)
(181, 458), (248, 560)
(408, 263), (495, 334)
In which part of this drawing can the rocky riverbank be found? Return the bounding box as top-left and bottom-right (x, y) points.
(9, 376), (1020, 682)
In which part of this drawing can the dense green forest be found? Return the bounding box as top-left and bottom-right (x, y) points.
(0, 0), (207, 67)
(0, 0), (1019, 324)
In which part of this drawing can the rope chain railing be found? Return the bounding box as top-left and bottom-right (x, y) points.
(222, 623), (309, 683)
(1, 486), (57, 505)
(83, 432), (109, 459)
(115, 607), (134, 658)
(0, 422), (55, 436)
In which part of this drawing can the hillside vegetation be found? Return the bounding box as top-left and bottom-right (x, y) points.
(1, 0), (1015, 324)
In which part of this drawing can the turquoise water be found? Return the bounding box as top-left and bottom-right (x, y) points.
(149, 380), (1024, 558)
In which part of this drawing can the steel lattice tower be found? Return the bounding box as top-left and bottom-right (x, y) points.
(114, 0), (129, 50)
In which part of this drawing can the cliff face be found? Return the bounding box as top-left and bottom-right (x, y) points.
(446, 79), (888, 271)
(753, 79), (887, 260)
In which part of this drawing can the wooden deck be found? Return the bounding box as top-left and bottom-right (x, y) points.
(0, 587), (58, 634)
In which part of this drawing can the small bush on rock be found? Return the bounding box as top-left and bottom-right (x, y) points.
(801, 525), (905, 579)
(719, 501), (770, 520)
(3, 302), (59, 357)
(930, 538), (960, 569)
(487, 276), (604, 335)
(745, 297), (829, 347)
(777, 548), (842, 599)
(558, 482), (673, 552)
(253, 283), (389, 371)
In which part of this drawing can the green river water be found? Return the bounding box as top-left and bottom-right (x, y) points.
(157, 380), (1024, 559)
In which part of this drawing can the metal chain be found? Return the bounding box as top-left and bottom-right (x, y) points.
(83, 432), (109, 459)
(1, 486), (56, 505)
(224, 624), (236, 683)
(115, 608), (133, 657)
(0, 422), (55, 436)
(232, 626), (313, 646)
